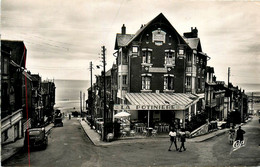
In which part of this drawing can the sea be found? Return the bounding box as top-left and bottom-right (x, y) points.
(53, 80), (260, 113)
(54, 79), (90, 114)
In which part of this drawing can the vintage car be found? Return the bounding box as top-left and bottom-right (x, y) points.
(54, 109), (63, 127)
(54, 117), (63, 127)
(24, 127), (48, 150)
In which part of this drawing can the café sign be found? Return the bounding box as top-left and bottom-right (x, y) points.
(114, 104), (184, 110)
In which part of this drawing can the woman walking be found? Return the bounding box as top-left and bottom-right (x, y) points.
(168, 129), (178, 151)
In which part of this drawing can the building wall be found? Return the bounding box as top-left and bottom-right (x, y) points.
(128, 25), (187, 93)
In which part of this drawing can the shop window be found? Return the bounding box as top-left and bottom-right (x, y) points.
(164, 75), (174, 90)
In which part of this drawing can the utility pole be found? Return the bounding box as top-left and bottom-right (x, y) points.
(228, 67), (230, 88)
(101, 46), (107, 141)
(80, 91), (82, 117)
(89, 61), (93, 123)
(251, 92), (254, 114)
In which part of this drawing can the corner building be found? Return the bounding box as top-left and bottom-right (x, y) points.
(114, 13), (208, 130)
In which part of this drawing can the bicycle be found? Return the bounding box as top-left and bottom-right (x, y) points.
(228, 132), (235, 144)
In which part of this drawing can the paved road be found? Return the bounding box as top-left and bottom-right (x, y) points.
(3, 116), (260, 167)
(2, 118), (98, 167)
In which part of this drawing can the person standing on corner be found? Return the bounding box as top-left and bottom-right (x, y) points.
(168, 128), (178, 151)
(179, 128), (186, 152)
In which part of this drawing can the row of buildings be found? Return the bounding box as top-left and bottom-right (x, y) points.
(1, 40), (56, 145)
(87, 13), (248, 138)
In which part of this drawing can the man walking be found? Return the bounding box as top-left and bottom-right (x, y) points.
(179, 129), (186, 152)
(168, 129), (178, 151)
(236, 126), (245, 142)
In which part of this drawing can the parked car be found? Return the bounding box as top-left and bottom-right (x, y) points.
(54, 110), (63, 127)
(24, 128), (48, 150)
(54, 117), (63, 127)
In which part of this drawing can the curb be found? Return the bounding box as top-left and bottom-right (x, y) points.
(196, 130), (228, 142)
(79, 120), (98, 146)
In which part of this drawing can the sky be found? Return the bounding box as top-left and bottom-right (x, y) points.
(1, 0), (260, 86)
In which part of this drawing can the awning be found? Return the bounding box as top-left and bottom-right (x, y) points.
(114, 93), (199, 111)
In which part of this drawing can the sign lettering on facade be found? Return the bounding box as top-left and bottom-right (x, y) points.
(152, 29), (166, 43)
(149, 67), (167, 73)
(114, 104), (185, 110)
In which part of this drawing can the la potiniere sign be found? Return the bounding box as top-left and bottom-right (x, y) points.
(113, 104), (184, 111)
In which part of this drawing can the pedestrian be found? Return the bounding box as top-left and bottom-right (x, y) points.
(236, 126), (245, 141)
(168, 128), (178, 151)
(179, 128), (186, 152)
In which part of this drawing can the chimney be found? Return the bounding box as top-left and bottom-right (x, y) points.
(122, 24), (126, 35)
(192, 27), (198, 38)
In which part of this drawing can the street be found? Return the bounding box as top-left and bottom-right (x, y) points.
(3, 116), (260, 167)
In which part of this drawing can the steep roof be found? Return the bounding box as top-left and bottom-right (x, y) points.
(114, 13), (190, 50)
(184, 38), (200, 49)
(114, 34), (135, 50)
(1, 40), (27, 68)
(126, 13), (189, 48)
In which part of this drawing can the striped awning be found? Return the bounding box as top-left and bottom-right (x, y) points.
(123, 93), (199, 111)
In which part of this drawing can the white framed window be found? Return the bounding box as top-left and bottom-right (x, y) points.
(132, 46), (138, 53)
(165, 50), (175, 66)
(186, 76), (191, 88)
(122, 75), (127, 85)
(142, 75), (151, 90)
(186, 67), (192, 72)
(178, 49), (184, 55)
(164, 75), (174, 90)
(142, 48), (152, 64)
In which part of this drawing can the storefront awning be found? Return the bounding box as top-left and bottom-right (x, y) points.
(114, 93), (199, 111)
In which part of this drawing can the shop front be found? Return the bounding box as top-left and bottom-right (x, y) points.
(113, 93), (199, 137)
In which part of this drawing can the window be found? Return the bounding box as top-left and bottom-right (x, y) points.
(3, 58), (8, 74)
(165, 50), (175, 65)
(142, 48), (152, 64)
(122, 75), (127, 85)
(164, 75), (174, 90)
(186, 76), (191, 88)
(178, 49), (184, 55)
(187, 53), (192, 62)
(132, 46), (138, 53)
(142, 76), (151, 90)
(186, 67), (192, 72)
(198, 78), (201, 89)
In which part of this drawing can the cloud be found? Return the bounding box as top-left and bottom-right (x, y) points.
(1, 0), (260, 83)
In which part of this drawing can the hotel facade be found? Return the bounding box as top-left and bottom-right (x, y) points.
(113, 13), (208, 129)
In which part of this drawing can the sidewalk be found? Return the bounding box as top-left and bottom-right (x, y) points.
(79, 118), (251, 146)
(1, 123), (54, 163)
